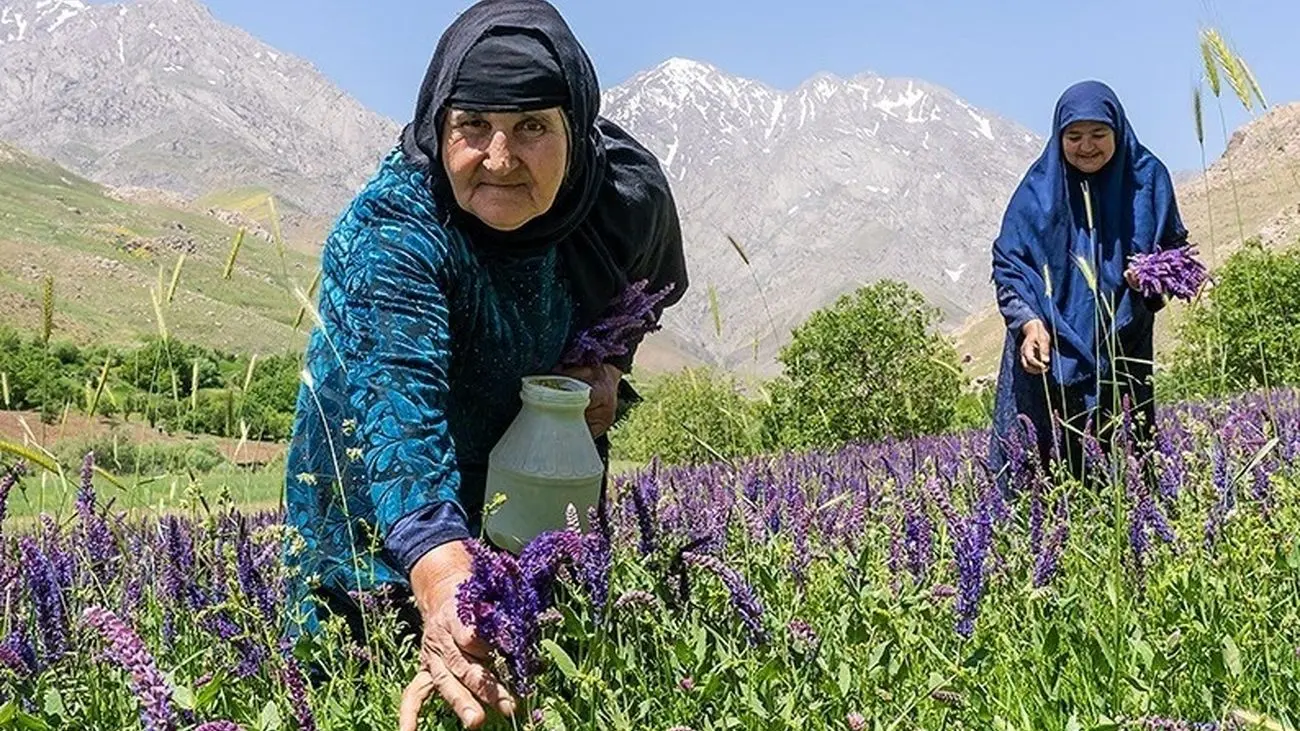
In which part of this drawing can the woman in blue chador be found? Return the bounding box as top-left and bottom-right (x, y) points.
(281, 1), (688, 727)
(989, 80), (1188, 483)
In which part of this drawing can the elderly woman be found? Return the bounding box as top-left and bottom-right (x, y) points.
(282, 0), (687, 727)
(989, 80), (1187, 484)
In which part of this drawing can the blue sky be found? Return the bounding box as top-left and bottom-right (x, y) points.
(178, 0), (1295, 173)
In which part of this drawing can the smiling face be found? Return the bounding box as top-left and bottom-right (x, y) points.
(1061, 120), (1116, 174)
(440, 107), (570, 231)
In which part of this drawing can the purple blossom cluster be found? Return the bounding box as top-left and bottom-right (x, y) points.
(83, 605), (177, 731)
(455, 515), (612, 695)
(560, 279), (675, 368)
(1129, 244), (1209, 300)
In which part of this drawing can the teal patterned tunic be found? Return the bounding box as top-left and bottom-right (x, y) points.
(283, 148), (576, 604)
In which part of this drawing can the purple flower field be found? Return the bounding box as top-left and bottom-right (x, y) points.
(2, 389), (1299, 729)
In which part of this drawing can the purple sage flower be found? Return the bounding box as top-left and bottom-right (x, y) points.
(681, 550), (767, 645)
(0, 631), (37, 678)
(560, 279), (676, 368)
(1128, 245), (1208, 300)
(20, 536), (67, 662)
(83, 606), (176, 731)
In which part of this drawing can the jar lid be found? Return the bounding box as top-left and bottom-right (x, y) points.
(520, 375), (592, 407)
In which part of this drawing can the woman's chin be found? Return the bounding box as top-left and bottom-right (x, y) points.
(470, 206), (537, 232)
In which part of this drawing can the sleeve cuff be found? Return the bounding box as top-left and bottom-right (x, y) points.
(385, 501), (471, 575)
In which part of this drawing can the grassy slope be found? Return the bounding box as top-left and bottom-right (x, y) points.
(0, 142), (316, 357)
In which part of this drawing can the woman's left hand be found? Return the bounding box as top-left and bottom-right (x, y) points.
(555, 363), (622, 438)
(1124, 267), (1140, 291)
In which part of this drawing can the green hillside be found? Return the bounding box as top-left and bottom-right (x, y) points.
(0, 141), (316, 356)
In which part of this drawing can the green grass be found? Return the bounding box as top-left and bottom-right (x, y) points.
(3, 466), (285, 522)
(0, 143), (316, 355)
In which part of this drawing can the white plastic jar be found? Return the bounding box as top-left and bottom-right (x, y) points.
(483, 375), (605, 553)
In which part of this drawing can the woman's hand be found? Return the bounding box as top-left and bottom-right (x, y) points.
(1124, 266), (1141, 291)
(555, 363), (623, 438)
(400, 541), (515, 730)
(1019, 319), (1052, 375)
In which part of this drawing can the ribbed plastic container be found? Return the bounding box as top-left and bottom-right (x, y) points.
(483, 375), (604, 554)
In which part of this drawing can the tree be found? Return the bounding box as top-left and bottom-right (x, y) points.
(1161, 241), (1300, 399)
(612, 367), (765, 466)
(764, 280), (963, 450)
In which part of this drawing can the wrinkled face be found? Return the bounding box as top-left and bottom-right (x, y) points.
(440, 107), (569, 231)
(1061, 120), (1116, 174)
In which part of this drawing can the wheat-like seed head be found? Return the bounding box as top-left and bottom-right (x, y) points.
(1074, 255), (1098, 293)
(166, 253), (185, 305)
(242, 353), (258, 392)
(1199, 31), (1222, 98)
(223, 228), (246, 280)
(1205, 29), (1251, 110)
(189, 360), (200, 411)
(150, 287), (169, 342)
(40, 273), (54, 346)
(708, 283), (722, 336)
(726, 234), (752, 267)
(1237, 55), (1267, 109)
(1192, 84), (1205, 145)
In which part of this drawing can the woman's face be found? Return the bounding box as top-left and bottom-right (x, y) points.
(1061, 121), (1116, 174)
(441, 107), (569, 231)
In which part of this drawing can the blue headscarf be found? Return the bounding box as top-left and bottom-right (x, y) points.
(992, 80), (1187, 388)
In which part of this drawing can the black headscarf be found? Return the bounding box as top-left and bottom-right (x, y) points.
(400, 0), (688, 352)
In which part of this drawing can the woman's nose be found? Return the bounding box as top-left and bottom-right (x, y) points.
(483, 131), (515, 173)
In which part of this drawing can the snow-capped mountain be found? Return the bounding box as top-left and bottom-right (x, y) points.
(0, 0), (400, 214)
(602, 58), (1042, 370)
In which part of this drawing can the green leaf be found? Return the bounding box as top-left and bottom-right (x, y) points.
(867, 640), (890, 672)
(196, 674), (225, 709)
(1129, 637), (1155, 671)
(1065, 713), (1083, 731)
(1287, 541), (1300, 570)
(41, 690), (65, 719)
(543, 639), (581, 681)
(963, 645), (991, 668)
(1222, 635), (1243, 678)
(173, 684), (196, 712)
(258, 700), (284, 731)
(1043, 625), (1060, 656)
(693, 624), (708, 666)
(0, 702), (14, 725)
(837, 662), (852, 697)
(14, 711), (51, 731)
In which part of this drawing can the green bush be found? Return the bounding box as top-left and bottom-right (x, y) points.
(0, 324), (301, 441)
(54, 435), (226, 474)
(1160, 242), (1300, 399)
(612, 367), (766, 466)
(763, 280), (964, 450)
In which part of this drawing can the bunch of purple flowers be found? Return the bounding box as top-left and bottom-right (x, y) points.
(560, 279), (675, 368)
(455, 512), (611, 695)
(1128, 245), (1208, 300)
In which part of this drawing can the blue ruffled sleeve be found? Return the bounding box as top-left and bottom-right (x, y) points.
(996, 282), (1040, 336)
(340, 221), (470, 573)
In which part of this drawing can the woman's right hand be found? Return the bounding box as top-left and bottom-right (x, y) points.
(399, 541), (516, 730)
(1019, 319), (1052, 375)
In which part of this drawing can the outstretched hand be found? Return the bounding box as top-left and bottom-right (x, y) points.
(400, 542), (516, 730)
